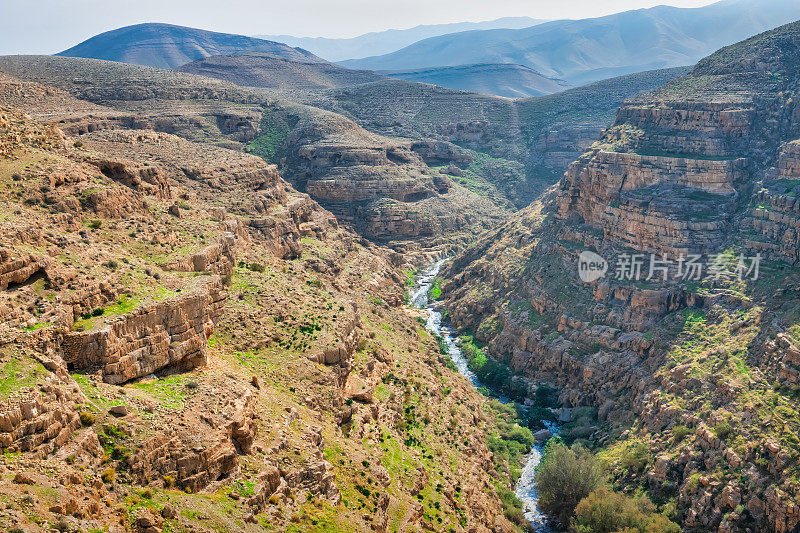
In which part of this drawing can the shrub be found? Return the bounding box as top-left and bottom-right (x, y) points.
(672, 425), (692, 442)
(496, 484), (525, 526)
(163, 475), (175, 488)
(619, 440), (651, 474)
(713, 421), (733, 441)
(79, 411), (96, 426)
(73, 140), (84, 148)
(248, 262), (265, 273)
(573, 488), (681, 533)
(87, 219), (103, 229)
(101, 468), (115, 483)
(535, 440), (605, 527)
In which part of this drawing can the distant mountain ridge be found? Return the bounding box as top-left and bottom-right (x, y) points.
(57, 23), (322, 69)
(255, 17), (546, 62)
(382, 63), (570, 98)
(177, 52), (385, 92)
(340, 0), (800, 86)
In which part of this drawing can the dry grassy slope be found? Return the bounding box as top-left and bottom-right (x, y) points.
(0, 56), (509, 253)
(441, 21), (800, 533)
(177, 53), (386, 93)
(0, 100), (523, 532)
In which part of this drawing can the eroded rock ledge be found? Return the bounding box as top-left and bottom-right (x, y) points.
(61, 278), (226, 384)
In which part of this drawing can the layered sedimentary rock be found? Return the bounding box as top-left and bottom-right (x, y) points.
(164, 234), (236, 276)
(61, 279), (226, 384)
(0, 375), (83, 456)
(129, 390), (257, 492)
(0, 248), (48, 291)
(745, 141), (800, 263)
(443, 21), (800, 533)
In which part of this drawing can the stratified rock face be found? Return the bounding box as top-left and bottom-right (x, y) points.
(86, 157), (172, 200)
(554, 101), (761, 256)
(0, 248), (47, 292)
(552, 19), (800, 260)
(745, 141), (800, 263)
(0, 376), (83, 456)
(129, 391), (257, 492)
(443, 21), (800, 533)
(285, 110), (506, 244)
(61, 279), (226, 384)
(164, 234), (236, 276)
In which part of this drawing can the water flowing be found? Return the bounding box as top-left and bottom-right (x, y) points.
(411, 259), (551, 530)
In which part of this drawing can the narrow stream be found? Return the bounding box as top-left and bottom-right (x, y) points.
(411, 259), (551, 531)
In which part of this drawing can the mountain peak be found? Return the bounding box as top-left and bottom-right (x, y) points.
(57, 22), (322, 69)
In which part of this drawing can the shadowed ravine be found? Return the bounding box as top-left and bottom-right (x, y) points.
(411, 259), (552, 531)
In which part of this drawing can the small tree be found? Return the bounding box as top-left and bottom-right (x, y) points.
(535, 439), (605, 527)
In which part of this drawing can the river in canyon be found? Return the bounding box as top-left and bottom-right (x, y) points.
(410, 259), (551, 531)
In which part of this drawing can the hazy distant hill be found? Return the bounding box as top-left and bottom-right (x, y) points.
(57, 23), (322, 69)
(177, 52), (385, 92)
(341, 0), (800, 85)
(383, 63), (570, 98)
(256, 17), (546, 62)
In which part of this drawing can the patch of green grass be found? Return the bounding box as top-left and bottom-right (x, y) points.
(0, 354), (48, 399)
(244, 107), (297, 164)
(128, 373), (192, 411)
(23, 322), (52, 331)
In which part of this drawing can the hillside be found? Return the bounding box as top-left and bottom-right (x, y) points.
(0, 62), (539, 531)
(256, 17), (546, 62)
(440, 20), (800, 531)
(341, 0), (800, 86)
(57, 23), (321, 69)
(383, 63), (570, 98)
(0, 55), (509, 252)
(177, 52), (386, 93)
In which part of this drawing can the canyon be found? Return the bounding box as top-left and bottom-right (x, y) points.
(0, 9), (799, 533)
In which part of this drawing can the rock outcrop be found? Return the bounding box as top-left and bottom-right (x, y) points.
(62, 279), (226, 384)
(0, 375), (83, 457)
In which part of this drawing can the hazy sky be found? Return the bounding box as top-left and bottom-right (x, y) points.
(1, 0), (719, 55)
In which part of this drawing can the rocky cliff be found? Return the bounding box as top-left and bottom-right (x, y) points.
(442, 21), (800, 532)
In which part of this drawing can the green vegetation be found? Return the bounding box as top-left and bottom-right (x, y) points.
(244, 107), (297, 163)
(128, 373), (193, 411)
(0, 353), (47, 399)
(483, 400), (535, 528)
(509, 300), (543, 330)
(573, 488), (680, 532)
(460, 335), (527, 401)
(535, 439), (605, 527)
(427, 277), (442, 301)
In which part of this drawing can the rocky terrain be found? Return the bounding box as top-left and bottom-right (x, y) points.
(381, 64), (571, 99)
(440, 20), (800, 532)
(0, 55), (508, 255)
(22, 27), (690, 227)
(0, 64), (534, 532)
(303, 67), (689, 208)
